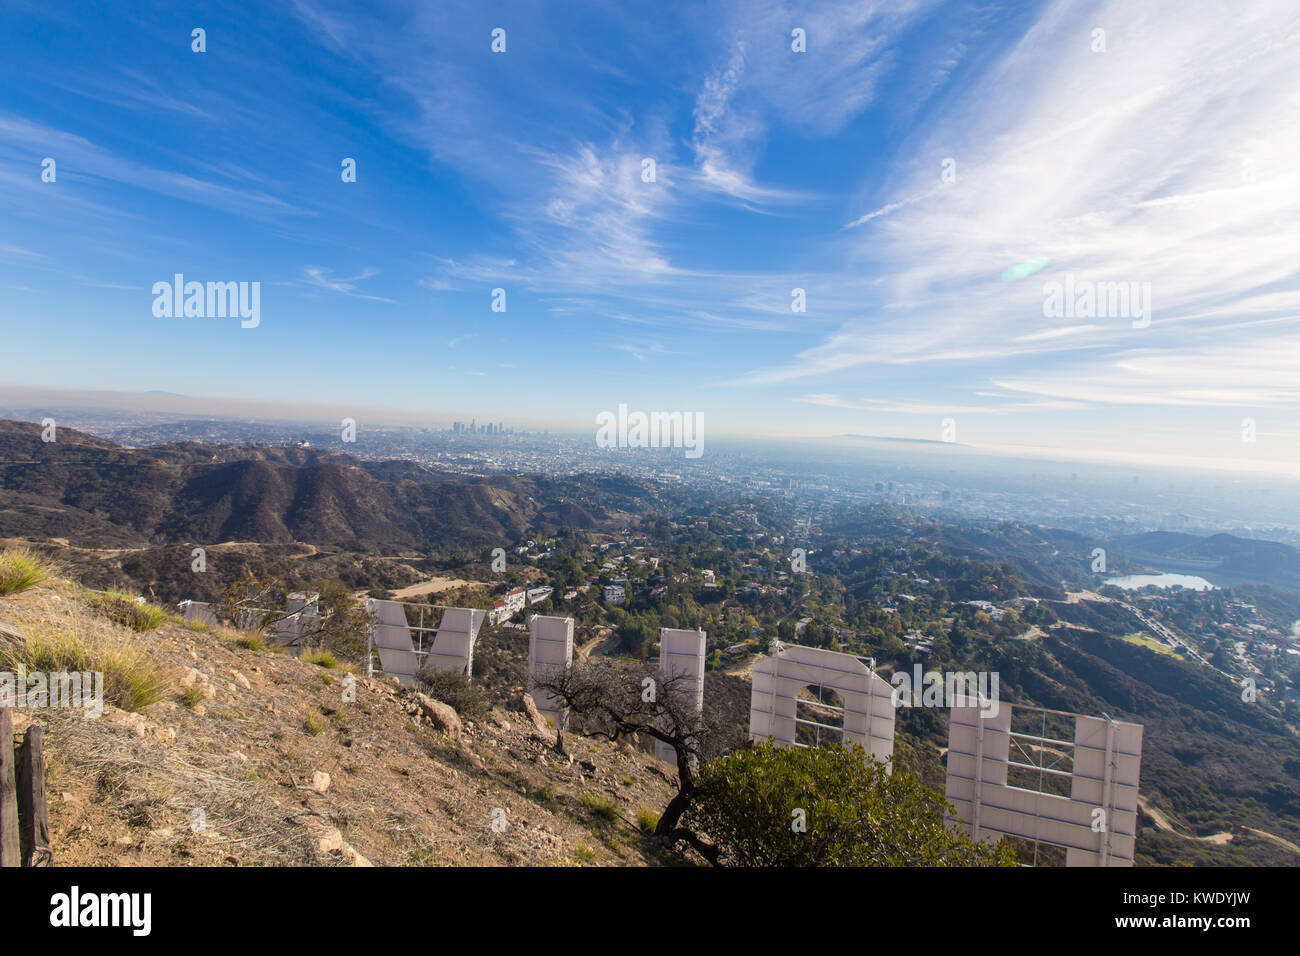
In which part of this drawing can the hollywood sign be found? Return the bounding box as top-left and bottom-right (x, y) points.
(944, 697), (1143, 866)
(749, 641), (896, 764)
(365, 598), (485, 684)
(528, 615), (574, 726)
(355, 603), (1145, 867)
(654, 629), (708, 764)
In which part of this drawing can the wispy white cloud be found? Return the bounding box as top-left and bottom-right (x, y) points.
(292, 0), (925, 321)
(1011, 324), (1102, 343)
(688, 1), (931, 205)
(0, 114), (302, 219)
(612, 342), (675, 362)
(758, 0), (1300, 418)
(799, 393), (1000, 415)
(302, 266), (396, 303)
(995, 335), (1300, 408)
(689, 46), (810, 206)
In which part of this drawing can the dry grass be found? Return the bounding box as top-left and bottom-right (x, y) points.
(580, 792), (619, 821)
(0, 603), (171, 712)
(41, 707), (317, 866)
(232, 632), (267, 652)
(0, 548), (53, 596)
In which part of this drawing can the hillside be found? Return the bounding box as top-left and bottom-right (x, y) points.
(0, 576), (681, 866)
(0, 419), (611, 552)
(2, 560), (1297, 867)
(10, 538), (441, 608)
(4, 496), (1299, 867)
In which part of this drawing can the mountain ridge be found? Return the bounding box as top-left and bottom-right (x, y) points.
(0, 419), (608, 551)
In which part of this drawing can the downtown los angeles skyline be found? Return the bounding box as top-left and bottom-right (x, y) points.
(1, 1), (1299, 476)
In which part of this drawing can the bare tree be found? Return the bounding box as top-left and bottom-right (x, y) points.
(219, 574), (370, 659)
(531, 659), (725, 863)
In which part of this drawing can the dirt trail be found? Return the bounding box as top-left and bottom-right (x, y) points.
(390, 576), (479, 600)
(720, 655), (759, 680)
(1241, 827), (1300, 854)
(1139, 797), (1234, 846)
(1064, 590), (1109, 604)
(577, 628), (616, 660)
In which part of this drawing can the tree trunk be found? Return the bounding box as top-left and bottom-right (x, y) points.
(655, 786), (693, 836)
(670, 827), (720, 865)
(654, 744), (696, 835)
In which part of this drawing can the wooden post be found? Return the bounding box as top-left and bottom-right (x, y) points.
(17, 725), (52, 867)
(0, 707), (19, 867)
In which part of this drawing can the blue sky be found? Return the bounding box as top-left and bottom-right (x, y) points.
(2, 0), (1299, 475)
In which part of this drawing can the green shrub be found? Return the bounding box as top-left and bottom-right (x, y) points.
(234, 633), (266, 652)
(0, 549), (52, 596)
(87, 591), (167, 632)
(414, 667), (487, 720)
(683, 741), (1018, 866)
(636, 807), (660, 833)
(304, 649), (338, 669)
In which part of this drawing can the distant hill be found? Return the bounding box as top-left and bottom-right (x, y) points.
(931, 523), (1096, 594)
(0, 419), (611, 551)
(1109, 530), (1300, 591)
(833, 434), (959, 446)
(917, 522), (1300, 595)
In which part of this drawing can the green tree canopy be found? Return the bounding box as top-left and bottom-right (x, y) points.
(683, 741), (1018, 866)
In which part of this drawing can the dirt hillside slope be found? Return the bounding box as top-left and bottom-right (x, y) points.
(0, 579), (682, 867)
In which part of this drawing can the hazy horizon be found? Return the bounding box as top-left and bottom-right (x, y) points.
(8, 383), (1300, 496)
